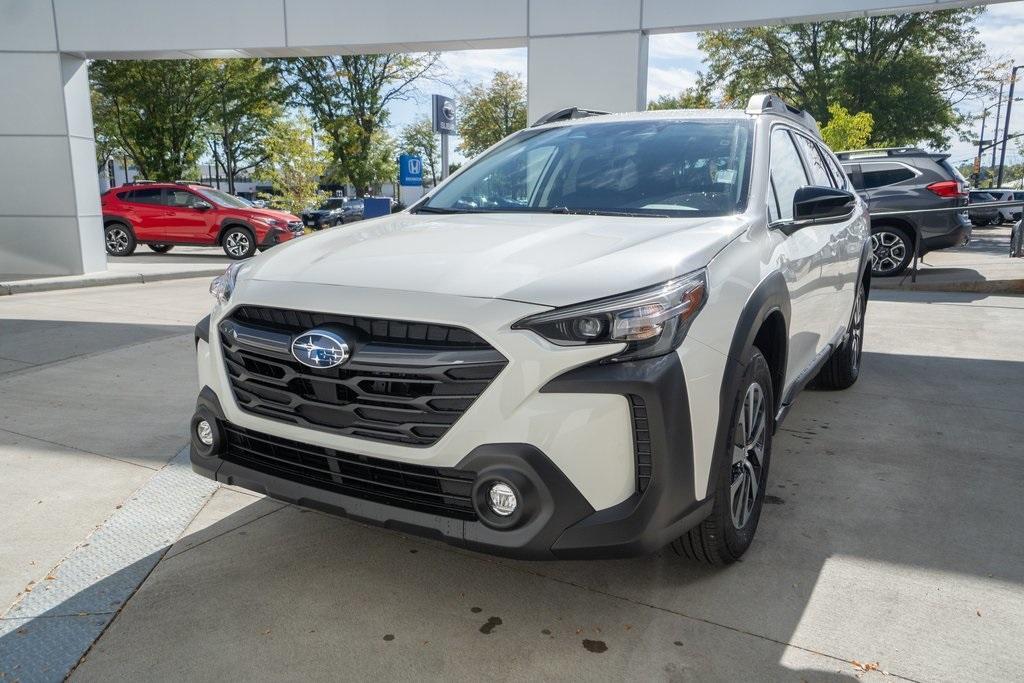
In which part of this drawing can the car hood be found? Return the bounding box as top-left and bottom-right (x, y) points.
(249, 207), (300, 222)
(245, 212), (746, 307)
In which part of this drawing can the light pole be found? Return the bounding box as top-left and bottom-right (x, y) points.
(997, 65), (1022, 187)
(991, 82), (1004, 170)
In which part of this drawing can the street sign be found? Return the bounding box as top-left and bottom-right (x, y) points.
(432, 94), (456, 134)
(399, 154), (423, 186)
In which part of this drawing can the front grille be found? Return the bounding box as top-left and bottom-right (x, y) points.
(220, 306), (506, 446)
(629, 395), (652, 493)
(221, 423), (478, 520)
(287, 220), (303, 232)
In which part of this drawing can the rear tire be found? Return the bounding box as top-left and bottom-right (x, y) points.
(672, 347), (773, 566)
(870, 226), (913, 277)
(104, 223), (136, 257)
(812, 281), (866, 390)
(148, 244), (174, 253)
(222, 226), (256, 260)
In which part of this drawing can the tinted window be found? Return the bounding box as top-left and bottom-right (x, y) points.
(970, 192), (995, 202)
(1014, 193), (1024, 201)
(423, 120), (754, 218)
(795, 134), (833, 187)
(124, 188), (163, 205)
(167, 190), (204, 208)
(769, 128), (809, 221)
(841, 164), (863, 190)
(860, 163), (915, 189)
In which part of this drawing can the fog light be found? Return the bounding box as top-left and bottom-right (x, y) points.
(488, 482), (518, 516)
(196, 419), (214, 446)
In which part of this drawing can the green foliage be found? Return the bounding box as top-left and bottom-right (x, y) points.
(820, 104), (874, 151)
(457, 71), (527, 158)
(696, 9), (1000, 148)
(255, 116), (328, 215)
(648, 86), (714, 110)
(90, 60), (218, 180)
(206, 59), (285, 194)
(400, 116), (440, 186)
(277, 54), (438, 195)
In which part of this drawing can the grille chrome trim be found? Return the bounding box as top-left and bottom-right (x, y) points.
(221, 423), (478, 520)
(219, 306), (507, 446)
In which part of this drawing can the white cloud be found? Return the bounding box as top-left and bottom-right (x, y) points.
(437, 47), (527, 86)
(649, 32), (700, 61)
(646, 66), (699, 100)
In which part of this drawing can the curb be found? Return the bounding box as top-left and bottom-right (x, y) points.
(0, 269), (225, 296)
(873, 278), (1024, 295)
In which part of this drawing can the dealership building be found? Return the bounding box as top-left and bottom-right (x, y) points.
(0, 0), (1008, 278)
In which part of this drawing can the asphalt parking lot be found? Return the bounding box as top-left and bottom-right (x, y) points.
(2, 280), (1023, 681)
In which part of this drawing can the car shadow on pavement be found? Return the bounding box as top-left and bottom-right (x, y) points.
(4, 351), (1023, 681)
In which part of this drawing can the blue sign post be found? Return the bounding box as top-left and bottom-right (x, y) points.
(399, 154), (423, 186)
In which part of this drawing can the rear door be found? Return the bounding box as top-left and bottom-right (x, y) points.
(119, 188), (166, 241)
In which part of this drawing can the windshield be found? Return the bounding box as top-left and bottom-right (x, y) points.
(196, 187), (251, 209)
(419, 119), (753, 218)
(319, 198), (347, 210)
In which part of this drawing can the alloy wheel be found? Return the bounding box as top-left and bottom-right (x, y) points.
(730, 382), (767, 529)
(870, 231), (907, 275)
(225, 232), (250, 257)
(850, 286), (864, 373)
(106, 228), (129, 253)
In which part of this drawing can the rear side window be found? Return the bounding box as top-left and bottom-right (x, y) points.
(769, 128), (810, 221)
(122, 188), (163, 205)
(820, 147), (848, 189)
(860, 163), (915, 189)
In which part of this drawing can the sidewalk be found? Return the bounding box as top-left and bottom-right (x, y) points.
(873, 224), (1024, 293)
(0, 248), (229, 296)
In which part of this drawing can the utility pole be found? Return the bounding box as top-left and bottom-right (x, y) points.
(976, 108), (988, 184)
(997, 65), (1021, 187)
(992, 82), (1004, 170)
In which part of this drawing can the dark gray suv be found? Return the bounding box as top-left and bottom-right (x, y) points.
(838, 148), (971, 276)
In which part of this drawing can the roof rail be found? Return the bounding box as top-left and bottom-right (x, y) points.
(531, 107), (610, 127)
(745, 93), (820, 137)
(173, 179), (208, 186)
(126, 179), (155, 185)
(835, 147), (930, 160)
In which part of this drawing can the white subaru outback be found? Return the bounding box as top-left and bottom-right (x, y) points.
(191, 94), (870, 565)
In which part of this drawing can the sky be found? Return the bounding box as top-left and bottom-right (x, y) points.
(387, 0), (1024, 170)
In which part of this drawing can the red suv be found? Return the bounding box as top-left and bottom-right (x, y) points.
(101, 181), (304, 259)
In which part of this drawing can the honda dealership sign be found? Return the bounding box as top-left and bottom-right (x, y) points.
(432, 94), (456, 134)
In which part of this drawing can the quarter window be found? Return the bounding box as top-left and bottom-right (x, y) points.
(860, 163), (916, 189)
(769, 129), (810, 221)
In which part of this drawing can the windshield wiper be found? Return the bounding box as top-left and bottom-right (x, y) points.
(414, 205), (484, 214)
(549, 206), (670, 218)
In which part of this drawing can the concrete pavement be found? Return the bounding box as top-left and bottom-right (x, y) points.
(2, 280), (1023, 681)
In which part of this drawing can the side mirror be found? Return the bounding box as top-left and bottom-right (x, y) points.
(789, 186), (856, 230)
(194, 201), (212, 211)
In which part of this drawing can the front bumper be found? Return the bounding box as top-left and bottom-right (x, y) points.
(189, 350), (715, 559)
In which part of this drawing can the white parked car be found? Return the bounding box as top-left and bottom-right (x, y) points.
(191, 95), (870, 565)
(986, 189), (1024, 224)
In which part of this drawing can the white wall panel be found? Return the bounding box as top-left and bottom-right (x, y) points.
(61, 56), (94, 140)
(0, 0), (58, 51)
(53, 0), (286, 53)
(0, 53), (66, 136)
(529, 0), (641, 37)
(285, 0), (527, 48)
(0, 217), (86, 276)
(528, 32), (648, 122)
(68, 136), (102, 217)
(0, 136), (76, 217)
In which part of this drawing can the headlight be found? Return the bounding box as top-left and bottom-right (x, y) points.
(512, 270), (707, 362)
(209, 261), (249, 305)
(254, 216), (284, 228)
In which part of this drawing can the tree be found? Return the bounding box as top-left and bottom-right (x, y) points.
(400, 116), (440, 186)
(90, 59), (218, 180)
(255, 116), (328, 214)
(819, 104), (874, 150)
(277, 54), (439, 194)
(695, 8), (1000, 148)
(206, 59), (284, 194)
(457, 71), (527, 158)
(648, 85), (714, 110)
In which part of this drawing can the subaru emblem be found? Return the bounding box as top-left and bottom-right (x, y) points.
(291, 329), (350, 369)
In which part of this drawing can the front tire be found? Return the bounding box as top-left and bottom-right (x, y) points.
(672, 347), (773, 566)
(104, 223), (136, 257)
(870, 226), (913, 277)
(148, 244), (174, 253)
(222, 226), (256, 260)
(812, 281), (866, 390)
